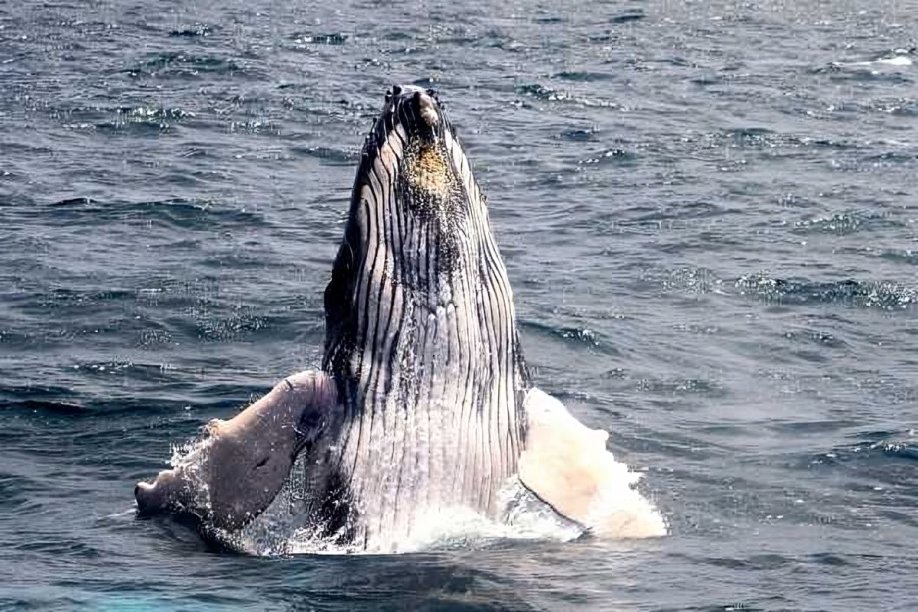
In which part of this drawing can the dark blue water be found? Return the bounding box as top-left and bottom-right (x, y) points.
(2, 0), (916, 609)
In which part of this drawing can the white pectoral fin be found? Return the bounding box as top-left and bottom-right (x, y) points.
(135, 370), (341, 532)
(518, 388), (667, 539)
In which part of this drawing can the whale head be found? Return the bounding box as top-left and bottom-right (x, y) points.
(323, 85), (520, 384)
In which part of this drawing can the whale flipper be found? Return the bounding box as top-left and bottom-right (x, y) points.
(135, 370), (341, 533)
(518, 388), (667, 539)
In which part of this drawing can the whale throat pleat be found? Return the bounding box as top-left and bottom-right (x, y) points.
(323, 90), (525, 547)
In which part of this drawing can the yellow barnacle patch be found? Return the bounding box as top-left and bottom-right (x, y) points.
(405, 142), (451, 198)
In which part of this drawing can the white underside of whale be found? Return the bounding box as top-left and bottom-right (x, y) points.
(519, 387), (667, 541)
(219, 386), (667, 555)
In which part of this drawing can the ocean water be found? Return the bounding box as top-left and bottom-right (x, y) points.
(1, 0), (916, 610)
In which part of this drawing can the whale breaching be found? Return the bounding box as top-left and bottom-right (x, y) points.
(135, 85), (666, 552)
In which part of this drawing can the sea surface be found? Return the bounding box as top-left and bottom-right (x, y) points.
(2, 0), (917, 610)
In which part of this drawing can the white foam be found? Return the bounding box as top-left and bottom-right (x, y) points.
(228, 477), (583, 556)
(834, 55), (913, 69)
(877, 56), (912, 66)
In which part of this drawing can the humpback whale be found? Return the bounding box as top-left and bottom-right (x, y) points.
(135, 85), (665, 551)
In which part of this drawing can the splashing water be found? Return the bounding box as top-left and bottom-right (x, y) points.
(160, 393), (667, 556)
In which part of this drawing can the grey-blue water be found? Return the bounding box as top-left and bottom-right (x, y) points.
(2, 0), (916, 610)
